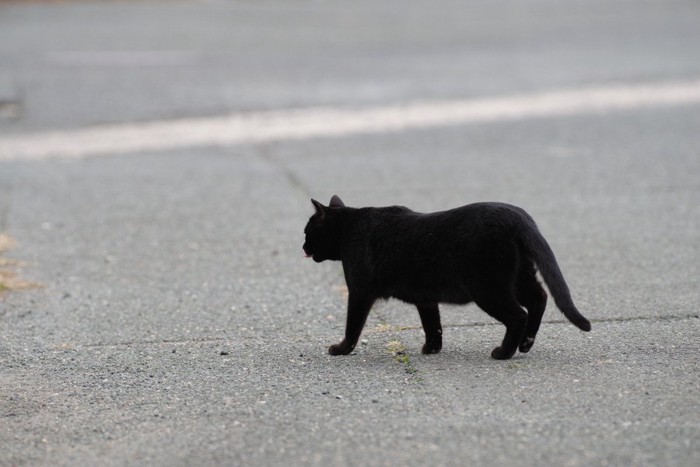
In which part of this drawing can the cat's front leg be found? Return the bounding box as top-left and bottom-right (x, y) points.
(416, 303), (442, 354)
(329, 293), (375, 356)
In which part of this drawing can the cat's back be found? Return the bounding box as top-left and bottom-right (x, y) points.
(372, 201), (524, 215)
(385, 201), (528, 226)
(441, 201), (531, 223)
(360, 202), (531, 235)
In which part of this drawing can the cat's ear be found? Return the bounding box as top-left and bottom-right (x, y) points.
(329, 195), (345, 208)
(311, 199), (326, 219)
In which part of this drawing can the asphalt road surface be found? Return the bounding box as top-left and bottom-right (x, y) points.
(1, 1), (699, 466)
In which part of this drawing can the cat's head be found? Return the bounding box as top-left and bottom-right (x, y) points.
(303, 195), (346, 263)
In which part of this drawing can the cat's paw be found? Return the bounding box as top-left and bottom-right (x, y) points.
(328, 341), (354, 356)
(519, 336), (535, 353)
(491, 346), (516, 360)
(421, 338), (442, 354)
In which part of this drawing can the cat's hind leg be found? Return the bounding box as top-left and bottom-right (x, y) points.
(473, 289), (527, 360)
(416, 303), (442, 354)
(329, 293), (375, 356)
(516, 261), (547, 353)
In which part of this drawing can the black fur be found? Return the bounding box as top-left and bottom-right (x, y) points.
(303, 196), (591, 360)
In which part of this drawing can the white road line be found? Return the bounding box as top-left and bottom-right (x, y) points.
(2, 79), (700, 161)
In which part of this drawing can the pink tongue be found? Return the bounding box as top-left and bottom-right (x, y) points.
(304, 253), (312, 258)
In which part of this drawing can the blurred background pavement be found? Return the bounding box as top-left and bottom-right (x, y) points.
(0, 1), (698, 465)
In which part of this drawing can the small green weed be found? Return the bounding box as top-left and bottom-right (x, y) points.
(386, 340), (419, 376)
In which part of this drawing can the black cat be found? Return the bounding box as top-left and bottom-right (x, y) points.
(303, 195), (591, 360)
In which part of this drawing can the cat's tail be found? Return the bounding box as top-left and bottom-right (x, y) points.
(521, 219), (592, 332)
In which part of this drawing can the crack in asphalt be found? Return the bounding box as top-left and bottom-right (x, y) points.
(52, 313), (698, 350)
(74, 336), (229, 349)
(365, 312), (700, 334)
(256, 145), (312, 199)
